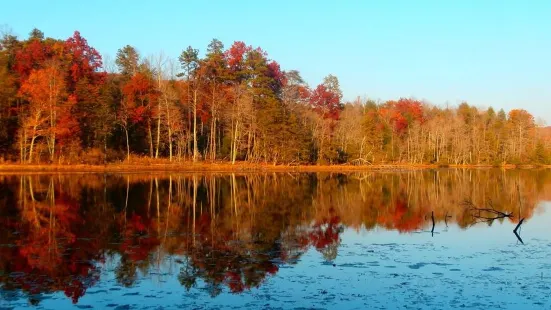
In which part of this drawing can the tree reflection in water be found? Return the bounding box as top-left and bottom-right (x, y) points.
(0, 169), (549, 304)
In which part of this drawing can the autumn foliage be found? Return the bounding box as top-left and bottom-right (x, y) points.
(0, 28), (549, 165)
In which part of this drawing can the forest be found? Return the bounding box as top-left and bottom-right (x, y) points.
(0, 28), (550, 166)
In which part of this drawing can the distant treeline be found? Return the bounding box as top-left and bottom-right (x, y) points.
(0, 28), (549, 165)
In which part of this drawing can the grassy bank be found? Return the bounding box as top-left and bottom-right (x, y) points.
(0, 161), (547, 173)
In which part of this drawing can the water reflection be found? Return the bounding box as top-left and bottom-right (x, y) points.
(0, 169), (550, 307)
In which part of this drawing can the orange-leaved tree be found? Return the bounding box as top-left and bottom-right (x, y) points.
(19, 64), (68, 163)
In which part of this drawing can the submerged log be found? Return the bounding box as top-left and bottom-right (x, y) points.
(431, 211), (435, 237)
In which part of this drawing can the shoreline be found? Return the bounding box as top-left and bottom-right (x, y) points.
(0, 162), (547, 173)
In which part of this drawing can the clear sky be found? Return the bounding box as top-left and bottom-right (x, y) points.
(2, 0), (550, 123)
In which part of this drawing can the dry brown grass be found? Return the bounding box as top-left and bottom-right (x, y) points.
(0, 159), (547, 174)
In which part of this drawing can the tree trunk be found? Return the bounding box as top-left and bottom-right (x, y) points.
(125, 126), (130, 162)
(29, 135), (37, 164)
(210, 116), (216, 160)
(210, 85), (217, 161)
(518, 125), (523, 159)
(232, 120), (239, 164)
(48, 78), (56, 163)
(246, 128), (252, 161)
(193, 89), (198, 162)
(20, 129), (26, 163)
(155, 100), (161, 158)
(49, 116), (55, 162)
(165, 99), (172, 162)
(148, 120), (153, 157)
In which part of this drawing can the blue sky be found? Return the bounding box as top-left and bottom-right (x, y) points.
(2, 0), (550, 122)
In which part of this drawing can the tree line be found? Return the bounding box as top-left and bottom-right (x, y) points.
(0, 28), (549, 165)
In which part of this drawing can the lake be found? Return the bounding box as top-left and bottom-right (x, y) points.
(1, 169), (550, 309)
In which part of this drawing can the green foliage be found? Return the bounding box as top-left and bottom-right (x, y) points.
(179, 46), (199, 79)
(28, 28), (44, 41)
(116, 45), (140, 76)
(534, 141), (550, 164)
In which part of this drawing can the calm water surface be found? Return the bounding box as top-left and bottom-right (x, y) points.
(1, 169), (551, 309)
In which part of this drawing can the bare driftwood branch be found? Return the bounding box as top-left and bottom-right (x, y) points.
(463, 199), (526, 244)
(431, 211), (435, 237)
(513, 218), (525, 244)
(461, 199), (513, 226)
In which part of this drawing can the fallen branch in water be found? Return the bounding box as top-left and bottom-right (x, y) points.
(431, 211), (435, 237)
(513, 218), (525, 233)
(513, 218), (525, 244)
(462, 200), (513, 225)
